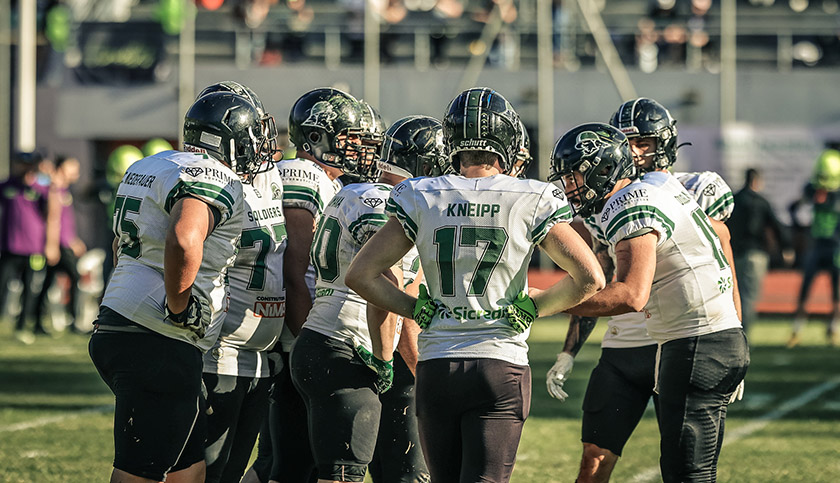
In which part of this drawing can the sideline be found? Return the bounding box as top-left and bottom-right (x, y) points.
(0, 405), (113, 433)
(630, 375), (840, 482)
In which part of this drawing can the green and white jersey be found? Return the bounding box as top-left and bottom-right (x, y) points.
(584, 170), (737, 348)
(101, 150), (244, 351)
(204, 165), (287, 378)
(674, 171), (734, 222)
(275, 158), (342, 351)
(303, 182), (397, 352)
(387, 174), (573, 365)
(588, 171), (740, 344)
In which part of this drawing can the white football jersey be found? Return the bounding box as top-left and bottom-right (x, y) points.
(204, 165), (288, 378)
(584, 170), (737, 348)
(673, 171), (734, 222)
(588, 171), (740, 344)
(275, 158), (342, 351)
(387, 174), (573, 365)
(101, 150), (244, 351)
(303, 182), (398, 352)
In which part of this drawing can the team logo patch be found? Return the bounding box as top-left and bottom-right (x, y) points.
(253, 300), (286, 318)
(271, 182), (282, 200)
(575, 131), (607, 157)
(703, 184), (717, 197)
(552, 188), (566, 201)
(301, 101), (338, 131)
(601, 206), (611, 222)
(363, 197), (384, 209)
(184, 167), (204, 177)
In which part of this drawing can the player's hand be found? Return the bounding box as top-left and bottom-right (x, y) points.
(413, 284), (437, 330)
(506, 292), (539, 333)
(165, 294), (209, 338)
(728, 379), (745, 404)
(546, 352), (574, 401)
(355, 345), (394, 394)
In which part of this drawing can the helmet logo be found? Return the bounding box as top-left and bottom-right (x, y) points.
(302, 101), (338, 132)
(575, 131), (607, 157)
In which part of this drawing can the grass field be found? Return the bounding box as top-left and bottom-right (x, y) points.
(2, 316), (840, 482)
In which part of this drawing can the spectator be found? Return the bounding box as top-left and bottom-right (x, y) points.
(35, 155), (88, 334)
(0, 151), (61, 343)
(788, 148), (840, 347)
(727, 168), (793, 336)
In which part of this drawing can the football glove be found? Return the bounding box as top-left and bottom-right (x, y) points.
(413, 284), (437, 330)
(355, 344), (394, 394)
(728, 379), (745, 404)
(165, 294), (208, 339)
(546, 352), (574, 402)
(506, 292), (539, 334)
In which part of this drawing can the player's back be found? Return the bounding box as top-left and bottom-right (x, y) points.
(387, 173), (572, 364)
(102, 150), (244, 351)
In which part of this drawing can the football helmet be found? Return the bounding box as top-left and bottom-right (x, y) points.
(183, 91), (271, 179)
(549, 122), (634, 218)
(443, 87), (522, 174)
(288, 88), (371, 175)
(197, 81), (279, 160)
(353, 100), (387, 181)
(813, 149), (840, 191)
(608, 97), (677, 171)
(510, 119), (533, 179)
(377, 115), (449, 179)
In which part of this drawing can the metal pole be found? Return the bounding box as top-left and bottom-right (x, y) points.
(0, 0), (11, 178)
(720, 0), (736, 124)
(575, 0), (636, 101)
(17, 0), (37, 153)
(364, 0), (380, 107)
(178, 0), (196, 148)
(537, 0), (555, 270)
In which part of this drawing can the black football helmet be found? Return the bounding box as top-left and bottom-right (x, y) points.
(289, 88), (371, 175)
(377, 115), (449, 179)
(608, 97), (678, 171)
(354, 100), (387, 181)
(196, 81), (279, 162)
(183, 91), (271, 179)
(443, 87), (522, 174)
(549, 123), (634, 218)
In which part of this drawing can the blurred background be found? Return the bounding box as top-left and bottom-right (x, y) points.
(1, 0), (839, 319)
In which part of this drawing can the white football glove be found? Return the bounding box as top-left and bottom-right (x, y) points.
(546, 352), (575, 402)
(728, 380), (745, 404)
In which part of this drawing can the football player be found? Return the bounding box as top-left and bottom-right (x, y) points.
(289, 114), (448, 483)
(550, 122), (749, 483)
(192, 82), (287, 483)
(88, 91), (266, 483)
(546, 98), (742, 482)
(345, 87), (605, 483)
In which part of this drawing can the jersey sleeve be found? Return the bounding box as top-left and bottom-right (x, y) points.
(347, 187), (390, 246)
(603, 197), (675, 248)
(684, 172), (734, 222)
(164, 158), (243, 224)
(402, 248), (421, 288)
(530, 183), (573, 244)
(385, 180), (419, 244)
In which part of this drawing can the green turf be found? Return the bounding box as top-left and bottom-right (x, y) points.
(2, 316), (839, 482)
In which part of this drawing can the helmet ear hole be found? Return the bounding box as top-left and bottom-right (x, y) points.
(308, 132), (321, 143)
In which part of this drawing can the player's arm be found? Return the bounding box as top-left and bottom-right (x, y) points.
(346, 217), (416, 331)
(561, 240), (614, 356)
(366, 264), (403, 363)
(711, 217), (742, 320)
(282, 207), (316, 337)
(164, 196), (216, 313)
(566, 231), (658, 316)
(396, 265), (424, 376)
(528, 222), (606, 317)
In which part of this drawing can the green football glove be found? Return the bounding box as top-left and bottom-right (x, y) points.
(506, 292), (539, 334)
(355, 345), (394, 394)
(413, 284), (437, 330)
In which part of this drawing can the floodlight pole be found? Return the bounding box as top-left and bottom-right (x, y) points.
(537, 0), (555, 270)
(17, 0), (37, 153)
(178, 0), (197, 148)
(720, 0), (737, 124)
(364, 0), (380, 108)
(0, 0), (11, 178)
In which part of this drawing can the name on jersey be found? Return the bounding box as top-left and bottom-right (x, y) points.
(279, 168), (320, 182)
(437, 305), (506, 321)
(253, 296), (285, 318)
(446, 202), (501, 218)
(122, 172), (157, 188)
(247, 206), (284, 223)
